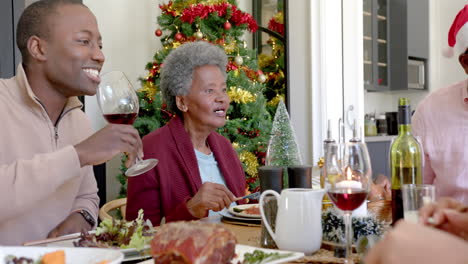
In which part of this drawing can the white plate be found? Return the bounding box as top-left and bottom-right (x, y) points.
(136, 244), (304, 264)
(29, 233), (151, 262)
(0, 246), (123, 264)
(119, 245), (151, 262)
(234, 244), (304, 264)
(219, 209), (261, 223)
(228, 204), (261, 219)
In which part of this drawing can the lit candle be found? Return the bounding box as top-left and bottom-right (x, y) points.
(336, 167), (363, 189)
(336, 180), (362, 189)
(334, 167), (368, 217)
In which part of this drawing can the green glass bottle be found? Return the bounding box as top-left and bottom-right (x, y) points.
(390, 98), (422, 224)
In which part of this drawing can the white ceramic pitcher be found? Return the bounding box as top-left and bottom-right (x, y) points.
(259, 188), (325, 254)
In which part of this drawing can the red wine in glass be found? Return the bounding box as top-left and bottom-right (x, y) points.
(103, 113), (137, 125)
(97, 71), (158, 177)
(327, 188), (368, 211)
(324, 140), (372, 264)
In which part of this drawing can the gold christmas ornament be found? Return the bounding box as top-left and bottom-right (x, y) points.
(234, 55), (244, 66)
(317, 157), (325, 169)
(232, 142), (240, 149)
(228, 87), (256, 104)
(258, 74), (267, 83)
(194, 30), (203, 40)
(239, 151), (259, 177)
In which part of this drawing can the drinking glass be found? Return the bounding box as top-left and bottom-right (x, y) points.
(324, 141), (372, 263)
(402, 184), (435, 223)
(97, 71), (158, 176)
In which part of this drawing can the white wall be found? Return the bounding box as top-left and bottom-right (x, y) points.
(83, 0), (160, 201)
(364, 0), (467, 116)
(288, 0), (313, 164)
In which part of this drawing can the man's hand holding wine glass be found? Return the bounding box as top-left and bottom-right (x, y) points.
(93, 71), (158, 176)
(74, 124), (143, 168)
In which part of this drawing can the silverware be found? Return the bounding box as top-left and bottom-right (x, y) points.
(235, 191), (260, 201)
(23, 233), (81, 246)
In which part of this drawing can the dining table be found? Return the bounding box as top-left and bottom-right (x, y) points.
(22, 212), (361, 264)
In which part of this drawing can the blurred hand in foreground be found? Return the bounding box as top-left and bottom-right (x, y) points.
(419, 197), (468, 240)
(365, 220), (468, 264)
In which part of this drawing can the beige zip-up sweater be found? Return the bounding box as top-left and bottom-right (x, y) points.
(0, 64), (99, 245)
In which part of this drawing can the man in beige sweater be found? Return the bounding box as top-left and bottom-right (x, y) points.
(0, 0), (143, 245)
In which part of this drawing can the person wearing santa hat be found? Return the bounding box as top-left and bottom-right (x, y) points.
(411, 4), (468, 204)
(364, 5), (468, 264)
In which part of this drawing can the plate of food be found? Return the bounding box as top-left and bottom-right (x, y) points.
(139, 221), (303, 264)
(219, 208), (261, 224)
(25, 210), (154, 262)
(228, 204), (261, 219)
(137, 244), (304, 264)
(0, 246), (123, 264)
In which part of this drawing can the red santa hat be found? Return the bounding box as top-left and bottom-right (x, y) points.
(444, 4), (468, 57)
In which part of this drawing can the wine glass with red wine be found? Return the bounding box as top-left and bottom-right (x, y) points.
(97, 71), (158, 176)
(324, 141), (372, 264)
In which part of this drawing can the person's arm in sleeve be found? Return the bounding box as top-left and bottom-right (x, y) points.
(412, 107), (436, 184)
(127, 164), (198, 225)
(126, 163), (165, 226)
(47, 165), (99, 238)
(70, 165), (99, 223)
(0, 145), (82, 223)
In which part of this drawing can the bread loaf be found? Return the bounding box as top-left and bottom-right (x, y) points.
(151, 221), (237, 264)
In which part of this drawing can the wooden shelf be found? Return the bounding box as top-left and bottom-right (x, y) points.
(364, 60), (372, 65)
(377, 62), (387, 67)
(363, 36), (372, 41)
(377, 39), (387, 44)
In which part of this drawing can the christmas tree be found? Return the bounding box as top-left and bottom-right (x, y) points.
(266, 100), (302, 187)
(116, 0), (273, 197)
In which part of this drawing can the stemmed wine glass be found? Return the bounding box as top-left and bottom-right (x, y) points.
(324, 141), (372, 263)
(97, 71), (158, 176)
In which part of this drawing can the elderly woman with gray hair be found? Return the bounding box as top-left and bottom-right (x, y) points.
(126, 42), (246, 225)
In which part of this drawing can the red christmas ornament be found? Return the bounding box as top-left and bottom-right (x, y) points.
(224, 21), (232, 30)
(155, 29), (162, 37)
(175, 32), (183, 41)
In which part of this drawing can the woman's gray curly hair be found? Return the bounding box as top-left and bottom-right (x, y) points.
(160, 41), (228, 113)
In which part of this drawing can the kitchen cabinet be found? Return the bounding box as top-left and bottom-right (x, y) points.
(363, 0), (429, 92)
(363, 0), (389, 91)
(407, 0), (429, 59)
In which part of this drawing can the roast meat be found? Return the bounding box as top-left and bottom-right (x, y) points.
(151, 221), (237, 264)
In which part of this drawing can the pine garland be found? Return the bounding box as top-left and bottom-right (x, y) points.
(322, 208), (387, 244)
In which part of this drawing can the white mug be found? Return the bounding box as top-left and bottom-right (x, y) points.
(259, 188), (325, 254)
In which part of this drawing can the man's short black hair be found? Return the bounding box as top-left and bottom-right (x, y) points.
(16, 0), (85, 65)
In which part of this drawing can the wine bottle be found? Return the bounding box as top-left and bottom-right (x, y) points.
(390, 98), (423, 224)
